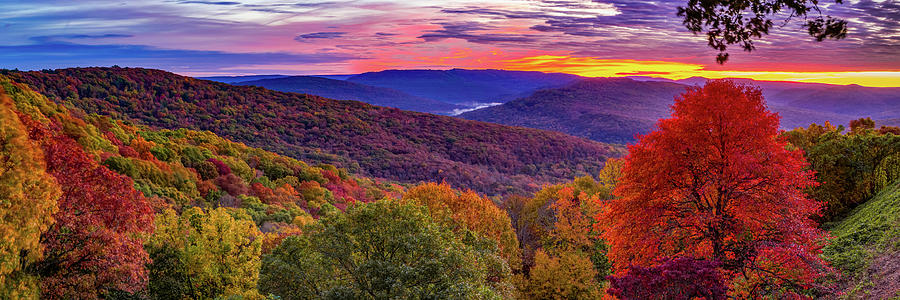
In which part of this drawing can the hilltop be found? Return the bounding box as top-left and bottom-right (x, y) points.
(459, 78), (684, 144)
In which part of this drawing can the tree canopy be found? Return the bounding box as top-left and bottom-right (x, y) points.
(259, 200), (509, 299)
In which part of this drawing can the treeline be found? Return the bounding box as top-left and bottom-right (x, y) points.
(1, 67), (622, 196)
(783, 118), (900, 221)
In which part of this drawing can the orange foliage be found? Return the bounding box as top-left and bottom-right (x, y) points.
(549, 187), (598, 250)
(402, 182), (521, 270)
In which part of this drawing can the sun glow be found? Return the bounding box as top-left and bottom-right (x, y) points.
(499, 55), (900, 87)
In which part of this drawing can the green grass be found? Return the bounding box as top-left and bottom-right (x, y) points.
(822, 182), (900, 297)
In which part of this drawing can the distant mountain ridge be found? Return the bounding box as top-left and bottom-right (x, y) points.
(459, 78), (682, 144)
(461, 77), (900, 144)
(234, 76), (463, 114)
(344, 69), (582, 105)
(199, 71), (900, 143)
(199, 74), (289, 84)
(200, 69), (581, 114)
(639, 76), (900, 127)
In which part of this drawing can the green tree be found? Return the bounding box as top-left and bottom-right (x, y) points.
(523, 249), (601, 300)
(783, 121), (900, 220)
(260, 200), (504, 299)
(146, 207), (262, 299)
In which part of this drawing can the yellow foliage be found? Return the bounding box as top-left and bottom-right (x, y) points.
(0, 87), (60, 299)
(148, 207), (263, 299)
(292, 214), (315, 228)
(524, 249), (602, 300)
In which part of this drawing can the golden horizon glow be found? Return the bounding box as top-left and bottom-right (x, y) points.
(498, 55), (900, 87)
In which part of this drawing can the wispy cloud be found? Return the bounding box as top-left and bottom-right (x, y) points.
(296, 32), (348, 40)
(0, 0), (895, 85)
(0, 42), (362, 74)
(176, 0), (241, 5)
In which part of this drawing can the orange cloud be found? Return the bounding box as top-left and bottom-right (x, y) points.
(351, 49), (900, 87)
(498, 55), (900, 87)
(497, 55), (704, 77)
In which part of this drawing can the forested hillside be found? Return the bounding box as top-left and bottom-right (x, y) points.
(0, 74), (403, 298)
(1, 67), (622, 195)
(783, 120), (900, 220)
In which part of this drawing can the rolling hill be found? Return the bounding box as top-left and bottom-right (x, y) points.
(461, 77), (900, 144)
(459, 78), (683, 144)
(234, 76), (463, 114)
(2, 67), (622, 196)
(198, 75), (289, 84)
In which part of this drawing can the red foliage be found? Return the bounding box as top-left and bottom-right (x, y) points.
(251, 182), (275, 202)
(197, 179), (218, 198)
(103, 131), (123, 146)
(215, 173), (248, 196)
(878, 125), (900, 135)
(263, 183), (301, 207)
(118, 144), (140, 158)
(30, 128), (154, 297)
(600, 80), (830, 296)
(322, 169), (340, 183)
(607, 257), (726, 300)
(207, 157), (231, 176)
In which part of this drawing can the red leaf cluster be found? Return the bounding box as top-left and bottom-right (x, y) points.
(22, 115), (154, 298)
(607, 257), (726, 300)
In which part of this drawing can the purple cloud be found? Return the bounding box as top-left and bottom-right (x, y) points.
(177, 0), (241, 5)
(418, 22), (538, 44)
(295, 32), (348, 40)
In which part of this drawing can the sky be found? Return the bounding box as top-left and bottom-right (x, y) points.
(1, 0), (899, 86)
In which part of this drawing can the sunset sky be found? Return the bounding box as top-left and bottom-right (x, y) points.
(1, 0), (898, 86)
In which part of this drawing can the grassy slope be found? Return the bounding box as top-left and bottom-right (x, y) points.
(823, 182), (900, 299)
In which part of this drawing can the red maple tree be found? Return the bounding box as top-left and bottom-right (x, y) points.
(22, 116), (154, 298)
(599, 80), (831, 297)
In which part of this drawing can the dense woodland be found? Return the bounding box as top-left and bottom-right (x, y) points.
(1, 70), (900, 299)
(1, 67), (621, 196)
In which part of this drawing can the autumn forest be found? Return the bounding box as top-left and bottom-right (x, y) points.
(1, 67), (897, 299)
(3, 0), (900, 298)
